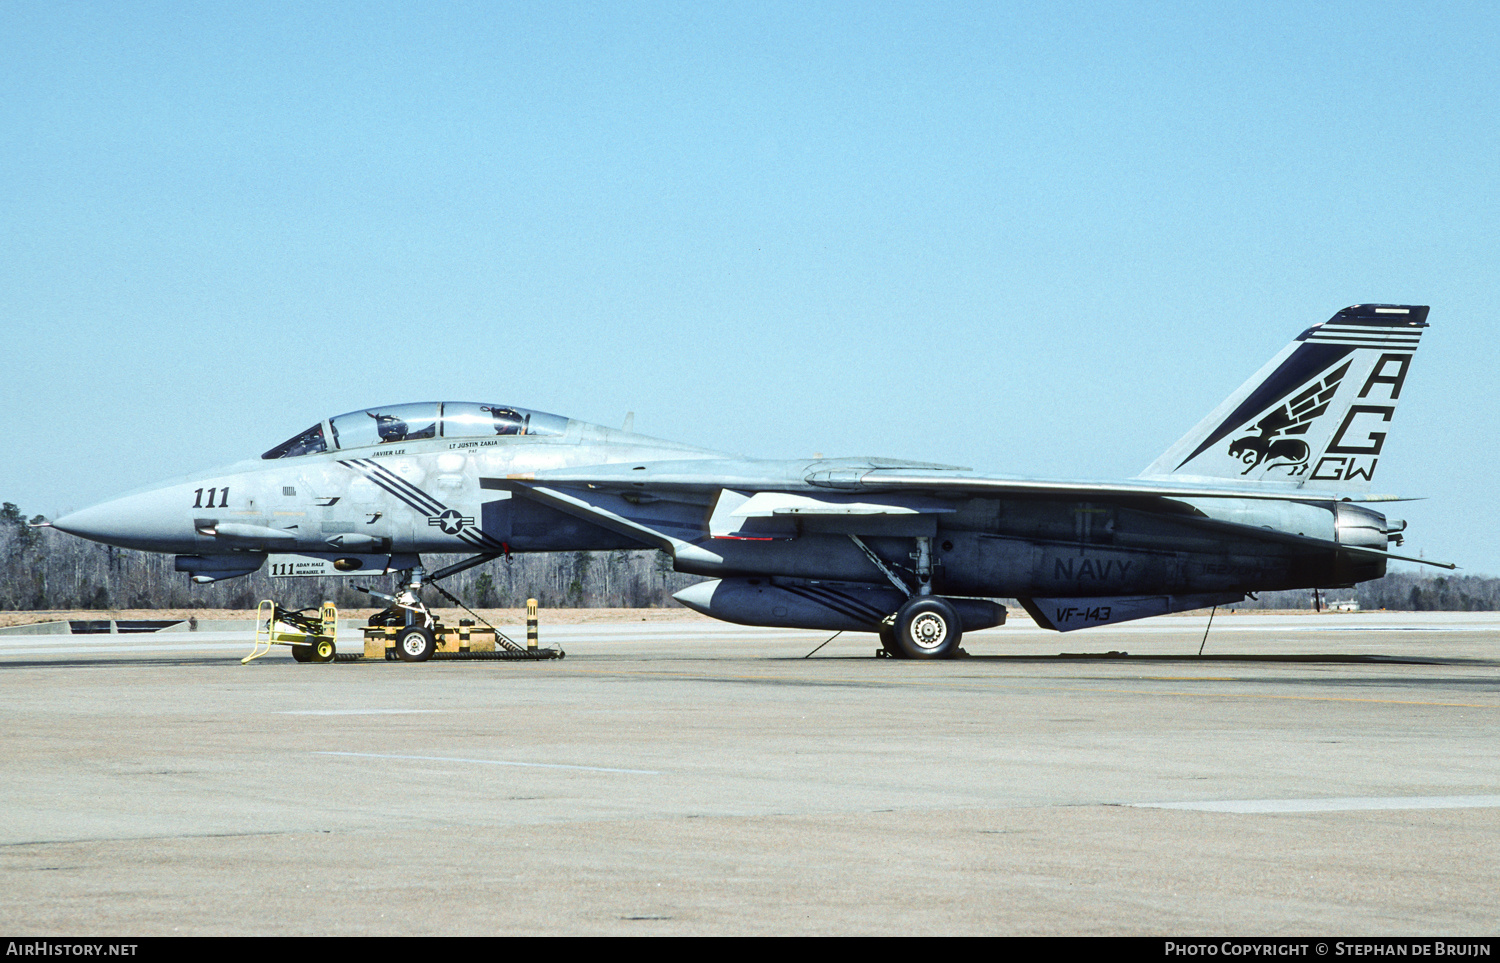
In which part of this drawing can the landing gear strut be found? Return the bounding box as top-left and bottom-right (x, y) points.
(865, 535), (965, 659)
(359, 566), (439, 661)
(357, 556), (563, 662)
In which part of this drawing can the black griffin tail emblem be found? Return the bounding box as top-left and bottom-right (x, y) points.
(1227, 361), (1350, 474)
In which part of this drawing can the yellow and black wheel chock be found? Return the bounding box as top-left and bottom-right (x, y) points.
(361, 595), (563, 661)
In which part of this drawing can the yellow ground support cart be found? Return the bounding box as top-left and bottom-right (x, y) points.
(244, 587), (561, 664)
(244, 601), (338, 664)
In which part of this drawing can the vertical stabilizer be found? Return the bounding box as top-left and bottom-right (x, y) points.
(1139, 305), (1428, 492)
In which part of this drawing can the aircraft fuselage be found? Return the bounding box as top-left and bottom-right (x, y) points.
(53, 421), (1385, 599)
(46, 305), (1444, 653)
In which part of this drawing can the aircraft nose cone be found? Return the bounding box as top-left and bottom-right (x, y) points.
(51, 504), (122, 542)
(52, 489), (197, 552)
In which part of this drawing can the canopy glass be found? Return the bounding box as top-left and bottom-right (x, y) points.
(262, 402), (568, 459)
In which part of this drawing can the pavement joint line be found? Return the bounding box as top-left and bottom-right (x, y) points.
(1125, 794), (1500, 814)
(0, 829), (319, 848)
(1081, 686), (1500, 710)
(545, 665), (1500, 710)
(278, 709), (443, 715)
(1148, 676), (1238, 681)
(314, 750), (660, 775)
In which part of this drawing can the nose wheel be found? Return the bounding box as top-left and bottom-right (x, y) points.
(395, 625), (437, 662)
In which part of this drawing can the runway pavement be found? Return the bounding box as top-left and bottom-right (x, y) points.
(2, 611), (1498, 935)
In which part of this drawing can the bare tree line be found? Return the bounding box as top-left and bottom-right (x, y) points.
(0, 502), (700, 611)
(3, 501), (1493, 612)
(1227, 571), (1500, 612)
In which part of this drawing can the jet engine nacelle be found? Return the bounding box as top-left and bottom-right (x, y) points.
(674, 577), (1006, 633)
(1334, 501), (1389, 552)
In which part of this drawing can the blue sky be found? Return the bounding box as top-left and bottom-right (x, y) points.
(3, 2), (1497, 573)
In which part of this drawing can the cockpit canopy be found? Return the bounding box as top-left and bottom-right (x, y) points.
(262, 402), (568, 459)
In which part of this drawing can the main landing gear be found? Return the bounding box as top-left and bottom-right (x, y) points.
(881, 595), (964, 660)
(862, 535), (965, 660)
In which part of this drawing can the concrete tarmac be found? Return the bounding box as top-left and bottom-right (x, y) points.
(2, 611), (1498, 935)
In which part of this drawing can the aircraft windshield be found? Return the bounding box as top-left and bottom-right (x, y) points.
(264, 402), (568, 458)
(261, 423), (327, 460)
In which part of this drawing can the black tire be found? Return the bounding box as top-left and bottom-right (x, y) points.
(291, 645), (312, 663)
(877, 623), (906, 659)
(894, 596), (963, 660)
(309, 637), (336, 663)
(395, 626), (436, 663)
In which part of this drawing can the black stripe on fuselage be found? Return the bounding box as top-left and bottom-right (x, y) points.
(340, 459), (511, 551)
(339, 460), (439, 517)
(356, 459), (448, 515)
(456, 527), (510, 552)
(813, 584), (895, 622)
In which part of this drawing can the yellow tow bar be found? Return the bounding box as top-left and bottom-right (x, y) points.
(243, 601), (338, 664)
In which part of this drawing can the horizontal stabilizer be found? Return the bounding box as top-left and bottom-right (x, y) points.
(1018, 593), (1244, 632)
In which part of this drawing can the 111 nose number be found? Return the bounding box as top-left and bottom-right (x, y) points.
(192, 488), (229, 508)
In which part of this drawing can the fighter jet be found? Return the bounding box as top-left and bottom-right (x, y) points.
(46, 304), (1451, 659)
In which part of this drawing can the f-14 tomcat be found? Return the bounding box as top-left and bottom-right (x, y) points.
(46, 304), (1451, 659)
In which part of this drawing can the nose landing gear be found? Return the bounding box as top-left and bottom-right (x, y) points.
(359, 559), (563, 662)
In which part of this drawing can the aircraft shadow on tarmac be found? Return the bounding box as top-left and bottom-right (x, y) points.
(772, 651), (1489, 666)
(6, 651), (1497, 670)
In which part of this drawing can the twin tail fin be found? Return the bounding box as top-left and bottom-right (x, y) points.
(1139, 304), (1428, 492)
